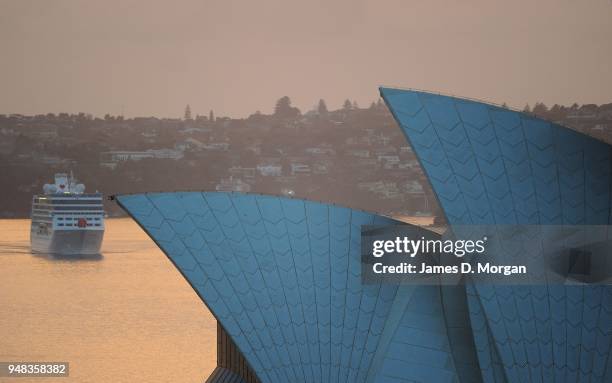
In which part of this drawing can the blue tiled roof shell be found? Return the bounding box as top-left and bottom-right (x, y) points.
(117, 193), (478, 383)
(381, 87), (612, 383)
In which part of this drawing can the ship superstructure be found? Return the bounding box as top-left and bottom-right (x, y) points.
(30, 173), (104, 255)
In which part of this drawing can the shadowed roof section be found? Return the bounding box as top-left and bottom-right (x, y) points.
(381, 86), (612, 382)
(116, 192), (482, 383)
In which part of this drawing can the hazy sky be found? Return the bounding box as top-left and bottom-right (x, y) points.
(1, 0), (611, 118)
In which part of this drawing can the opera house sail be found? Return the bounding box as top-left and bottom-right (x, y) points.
(380, 87), (612, 383)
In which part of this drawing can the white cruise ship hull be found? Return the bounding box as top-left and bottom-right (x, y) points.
(31, 228), (104, 255)
(31, 173), (105, 256)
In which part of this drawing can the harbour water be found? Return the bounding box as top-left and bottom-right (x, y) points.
(0, 219), (216, 382)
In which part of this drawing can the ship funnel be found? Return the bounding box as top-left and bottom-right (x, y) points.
(54, 173), (69, 191)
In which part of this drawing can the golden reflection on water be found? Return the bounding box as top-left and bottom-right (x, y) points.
(0, 219), (216, 382)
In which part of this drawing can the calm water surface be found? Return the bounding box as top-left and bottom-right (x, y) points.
(0, 219), (216, 382)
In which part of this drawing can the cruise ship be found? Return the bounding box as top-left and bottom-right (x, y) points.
(30, 173), (105, 255)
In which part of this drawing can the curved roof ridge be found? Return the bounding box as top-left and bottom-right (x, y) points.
(379, 85), (612, 147)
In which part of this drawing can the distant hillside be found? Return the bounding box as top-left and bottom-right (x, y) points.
(1, 98), (611, 218)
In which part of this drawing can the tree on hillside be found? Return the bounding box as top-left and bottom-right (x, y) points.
(184, 104), (192, 120)
(548, 104), (564, 120)
(274, 96), (301, 118)
(343, 99), (352, 111)
(317, 99), (328, 115)
(532, 102), (549, 115)
(209, 110), (215, 122)
(523, 104), (531, 113)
